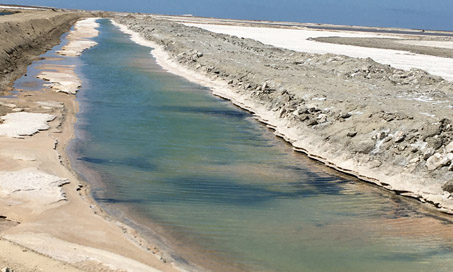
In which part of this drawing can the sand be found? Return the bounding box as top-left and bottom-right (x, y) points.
(185, 23), (453, 81)
(0, 17), (180, 272)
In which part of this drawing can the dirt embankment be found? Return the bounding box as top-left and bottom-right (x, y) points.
(312, 36), (453, 58)
(0, 11), (82, 93)
(114, 14), (453, 213)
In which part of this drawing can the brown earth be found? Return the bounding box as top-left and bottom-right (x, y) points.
(0, 10), (82, 93)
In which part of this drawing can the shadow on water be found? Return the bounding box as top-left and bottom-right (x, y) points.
(71, 19), (453, 272)
(77, 156), (156, 172)
(94, 172), (347, 207)
(159, 105), (251, 119)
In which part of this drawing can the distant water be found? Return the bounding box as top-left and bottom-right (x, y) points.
(3, 0), (453, 30)
(66, 19), (453, 272)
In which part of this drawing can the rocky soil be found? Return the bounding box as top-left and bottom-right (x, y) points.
(113, 14), (453, 212)
(0, 10), (82, 93)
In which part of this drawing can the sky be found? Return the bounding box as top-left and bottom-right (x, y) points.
(3, 0), (453, 31)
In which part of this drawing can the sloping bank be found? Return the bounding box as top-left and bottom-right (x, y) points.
(0, 10), (82, 92)
(112, 14), (453, 213)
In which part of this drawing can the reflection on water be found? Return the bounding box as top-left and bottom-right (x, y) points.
(71, 19), (453, 272)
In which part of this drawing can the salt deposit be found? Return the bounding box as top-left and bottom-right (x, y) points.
(186, 23), (453, 81)
(0, 168), (69, 205)
(57, 18), (100, 57)
(0, 112), (55, 138)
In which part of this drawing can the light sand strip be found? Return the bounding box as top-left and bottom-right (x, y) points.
(57, 18), (100, 57)
(4, 233), (161, 272)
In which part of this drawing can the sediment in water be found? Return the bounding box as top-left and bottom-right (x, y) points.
(112, 14), (453, 214)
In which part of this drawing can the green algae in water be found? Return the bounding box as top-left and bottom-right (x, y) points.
(72, 19), (453, 272)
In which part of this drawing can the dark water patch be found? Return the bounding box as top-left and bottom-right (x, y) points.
(161, 105), (251, 119)
(78, 156), (156, 172)
(71, 19), (453, 272)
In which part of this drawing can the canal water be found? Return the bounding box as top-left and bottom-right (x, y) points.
(70, 19), (453, 271)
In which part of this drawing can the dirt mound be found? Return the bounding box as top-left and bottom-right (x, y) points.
(0, 11), (82, 93)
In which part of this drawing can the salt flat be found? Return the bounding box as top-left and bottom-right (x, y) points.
(185, 23), (453, 81)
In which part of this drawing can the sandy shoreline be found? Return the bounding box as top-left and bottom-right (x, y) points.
(0, 17), (181, 272)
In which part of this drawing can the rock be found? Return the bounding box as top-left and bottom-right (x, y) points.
(441, 180), (453, 193)
(1, 267), (12, 272)
(446, 141), (453, 153)
(426, 137), (443, 150)
(352, 139), (375, 154)
(347, 131), (357, 137)
(409, 157), (420, 164)
(421, 123), (441, 140)
(369, 160), (382, 169)
(317, 114), (327, 123)
(372, 130), (387, 140)
(278, 108), (287, 118)
(422, 147), (435, 160)
(340, 112), (351, 119)
(307, 119), (318, 126)
(393, 131), (406, 143)
(261, 82), (267, 91)
(426, 153), (450, 170)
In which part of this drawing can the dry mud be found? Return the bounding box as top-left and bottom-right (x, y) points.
(0, 10), (82, 93)
(114, 14), (453, 213)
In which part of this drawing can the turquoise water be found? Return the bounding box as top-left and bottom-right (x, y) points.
(71, 19), (453, 271)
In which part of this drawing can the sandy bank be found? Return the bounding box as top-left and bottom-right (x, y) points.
(0, 16), (181, 272)
(113, 15), (453, 216)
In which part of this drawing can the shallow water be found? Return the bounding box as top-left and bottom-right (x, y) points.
(71, 19), (453, 271)
(11, 30), (76, 93)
